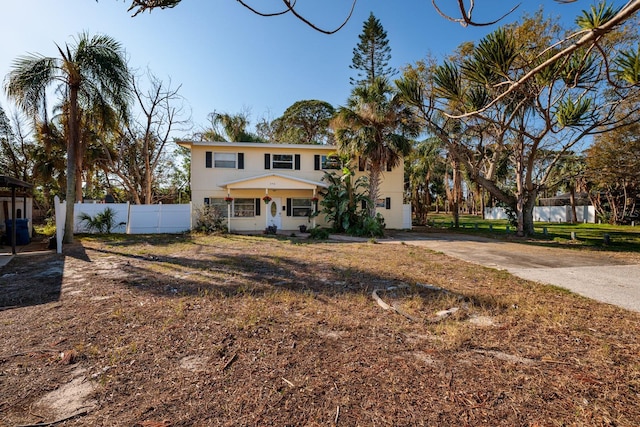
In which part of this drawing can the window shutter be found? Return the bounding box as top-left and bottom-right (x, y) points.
(358, 157), (365, 172)
(255, 198), (260, 216)
(205, 151), (212, 168)
(314, 155), (320, 170)
(386, 162), (393, 172)
(286, 198), (292, 216)
(264, 153), (271, 169)
(361, 200), (367, 210)
(386, 197), (391, 209)
(295, 154), (301, 170)
(238, 153), (244, 169)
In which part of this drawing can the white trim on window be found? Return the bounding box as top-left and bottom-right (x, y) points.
(214, 152), (237, 168)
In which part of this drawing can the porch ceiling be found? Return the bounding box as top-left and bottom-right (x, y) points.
(221, 173), (327, 190)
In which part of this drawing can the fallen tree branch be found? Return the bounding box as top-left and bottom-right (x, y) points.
(372, 289), (418, 322)
(221, 353), (237, 371)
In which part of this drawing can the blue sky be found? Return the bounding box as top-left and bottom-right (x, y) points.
(1, 1), (592, 136)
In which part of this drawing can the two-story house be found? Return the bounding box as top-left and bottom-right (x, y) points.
(177, 141), (409, 232)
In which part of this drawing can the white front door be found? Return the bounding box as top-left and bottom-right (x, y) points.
(266, 198), (282, 230)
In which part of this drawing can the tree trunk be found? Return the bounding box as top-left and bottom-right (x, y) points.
(63, 86), (79, 244)
(523, 191), (537, 236)
(368, 165), (381, 218)
(144, 135), (152, 204)
(75, 140), (83, 202)
(569, 187), (577, 224)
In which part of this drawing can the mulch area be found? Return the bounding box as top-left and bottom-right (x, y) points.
(1, 233), (639, 426)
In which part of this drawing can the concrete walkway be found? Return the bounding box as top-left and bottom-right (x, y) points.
(379, 232), (640, 313)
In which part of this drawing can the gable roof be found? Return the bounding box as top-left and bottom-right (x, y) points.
(220, 173), (327, 190)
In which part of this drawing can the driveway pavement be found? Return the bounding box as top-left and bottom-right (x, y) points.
(381, 232), (640, 313)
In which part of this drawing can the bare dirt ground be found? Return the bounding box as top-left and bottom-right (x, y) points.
(1, 233), (640, 426)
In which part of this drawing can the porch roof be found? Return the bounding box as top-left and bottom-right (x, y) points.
(0, 175), (33, 189)
(220, 173), (327, 190)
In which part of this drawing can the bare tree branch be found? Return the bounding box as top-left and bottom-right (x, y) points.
(446, 0), (640, 119)
(431, 0), (520, 27)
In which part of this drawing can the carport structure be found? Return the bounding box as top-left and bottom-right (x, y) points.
(0, 175), (33, 255)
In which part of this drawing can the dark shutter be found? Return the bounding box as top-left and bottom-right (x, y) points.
(205, 151), (212, 168)
(314, 155), (320, 170)
(361, 200), (367, 210)
(358, 157), (366, 171)
(295, 154), (301, 170)
(255, 198), (260, 216)
(264, 153), (271, 169)
(385, 197), (391, 209)
(386, 162), (393, 172)
(238, 153), (244, 169)
(286, 198), (292, 216)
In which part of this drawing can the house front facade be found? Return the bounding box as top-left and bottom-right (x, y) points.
(178, 141), (408, 232)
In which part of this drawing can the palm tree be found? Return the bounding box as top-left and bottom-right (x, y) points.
(405, 137), (445, 225)
(332, 77), (420, 217)
(201, 111), (262, 142)
(5, 32), (131, 243)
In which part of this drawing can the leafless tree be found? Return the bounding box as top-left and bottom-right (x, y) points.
(102, 70), (190, 204)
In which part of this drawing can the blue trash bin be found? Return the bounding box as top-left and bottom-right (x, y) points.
(5, 219), (30, 245)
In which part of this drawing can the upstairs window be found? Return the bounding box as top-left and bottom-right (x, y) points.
(273, 154), (293, 169)
(214, 153), (236, 168)
(315, 155), (340, 170)
(266, 153), (300, 170)
(210, 152), (244, 169)
(322, 155), (341, 170)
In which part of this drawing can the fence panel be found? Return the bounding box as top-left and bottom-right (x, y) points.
(402, 204), (412, 229)
(74, 202), (129, 233)
(534, 206), (567, 222)
(484, 207), (509, 220)
(127, 203), (191, 234)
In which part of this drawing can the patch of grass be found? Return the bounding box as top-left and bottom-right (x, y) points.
(425, 213), (640, 251)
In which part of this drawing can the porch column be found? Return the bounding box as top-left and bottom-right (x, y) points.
(227, 192), (231, 232)
(312, 188), (317, 229)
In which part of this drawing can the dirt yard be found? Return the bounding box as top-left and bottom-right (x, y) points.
(1, 233), (639, 426)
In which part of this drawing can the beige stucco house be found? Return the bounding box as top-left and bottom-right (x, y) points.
(177, 141), (409, 232)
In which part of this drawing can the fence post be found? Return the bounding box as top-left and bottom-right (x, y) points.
(126, 201), (131, 234)
(603, 233), (611, 245)
(543, 227), (548, 236)
(571, 231), (576, 240)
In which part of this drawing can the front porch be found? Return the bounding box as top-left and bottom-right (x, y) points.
(218, 173), (327, 233)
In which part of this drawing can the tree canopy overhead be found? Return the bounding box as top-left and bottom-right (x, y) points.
(398, 9), (640, 235)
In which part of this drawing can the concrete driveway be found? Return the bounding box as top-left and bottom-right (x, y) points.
(382, 232), (640, 313)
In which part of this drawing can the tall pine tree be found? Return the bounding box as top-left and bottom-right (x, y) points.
(349, 12), (396, 86)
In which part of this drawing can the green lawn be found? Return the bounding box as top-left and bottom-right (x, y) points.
(424, 213), (640, 252)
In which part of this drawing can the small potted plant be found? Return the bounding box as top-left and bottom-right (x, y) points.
(224, 196), (233, 204)
(299, 224), (308, 233)
(262, 195), (272, 204)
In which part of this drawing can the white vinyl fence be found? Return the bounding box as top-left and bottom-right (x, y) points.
(127, 203), (191, 234)
(73, 202), (191, 234)
(484, 206), (596, 223)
